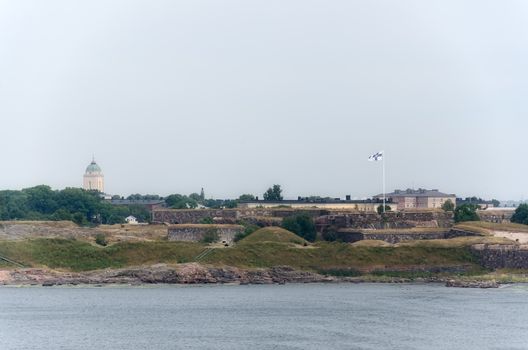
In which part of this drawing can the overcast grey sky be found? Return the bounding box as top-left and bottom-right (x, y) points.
(0, 0), (526, 200)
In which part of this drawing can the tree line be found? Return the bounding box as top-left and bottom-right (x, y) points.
(0, 184), (283, 225)
(0, 186), (150, 225)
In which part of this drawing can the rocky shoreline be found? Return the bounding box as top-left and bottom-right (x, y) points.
(0, 264), (504, 288)
(0, 264), (335, 286)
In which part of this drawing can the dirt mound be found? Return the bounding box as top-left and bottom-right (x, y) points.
(240, 227), (305, 245)
(352, 240), (393, 247)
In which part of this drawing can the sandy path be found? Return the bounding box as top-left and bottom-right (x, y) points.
(0, 270), (12, 283)
(491, 231), (528, 244)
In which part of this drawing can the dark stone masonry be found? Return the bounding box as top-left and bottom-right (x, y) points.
(335, 228), (477, 244)
(471, 244), (528, 269)
(153, 208), (454, 231)
(167, 224), (244, 244)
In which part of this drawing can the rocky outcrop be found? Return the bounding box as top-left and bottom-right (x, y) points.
(445, 279), (499, 288)
(0, 264), (334, 286)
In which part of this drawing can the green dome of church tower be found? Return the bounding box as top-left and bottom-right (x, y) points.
(83, 157), (104, 192)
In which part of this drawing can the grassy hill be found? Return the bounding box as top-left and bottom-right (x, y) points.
(2, 223), (522, 276)
(239, 227), (306, 245)
(0, 237), (481, 275)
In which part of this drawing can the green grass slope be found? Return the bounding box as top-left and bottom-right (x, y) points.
(239, 227), (306, 245)
(0, 239), (204, 271)
(0, 237), (482, 274)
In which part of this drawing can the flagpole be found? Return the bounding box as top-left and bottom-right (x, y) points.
(382, 150), (386, 213)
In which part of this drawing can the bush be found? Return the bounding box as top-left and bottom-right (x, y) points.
(95, 233), (108, 246)
(50, 208), (72, 221)
(441, 199), (455, 212)
(201, 228), (219, 243)
(223, 200), (238, 209)
(199, 217), (214, 224)
(511, 204), (528, 225)
(322, 226), (339, 242)
(377, 205), (392, 214)
(72, 212), (87, 226)
(281, 214), (316, 242)
(454, 204), (480, 223)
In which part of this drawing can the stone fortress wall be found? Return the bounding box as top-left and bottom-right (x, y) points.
(153, 208), (454, 231)
(167, 224), (244, 244)
(335, 228), (477, 244)
(471, 244), (528, 269)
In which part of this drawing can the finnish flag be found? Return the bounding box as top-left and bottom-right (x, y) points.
(368, 151), (383, 161)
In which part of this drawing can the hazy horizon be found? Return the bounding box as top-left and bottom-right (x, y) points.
(1, 1), (527, 200)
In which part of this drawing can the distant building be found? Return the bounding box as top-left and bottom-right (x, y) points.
(456, 198), (496, 209)
(375, 189), (456, 210)
(83, 158), (104, 193)
(238, 198), (397, 212)
(125, 215), (138, 224)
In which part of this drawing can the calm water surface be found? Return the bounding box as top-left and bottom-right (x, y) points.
(1, 283), (527, 350)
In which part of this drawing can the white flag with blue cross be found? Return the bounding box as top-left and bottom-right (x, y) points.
(368, 151), (383, 162)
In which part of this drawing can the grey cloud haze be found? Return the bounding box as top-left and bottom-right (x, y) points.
(0, 0), (526, 200)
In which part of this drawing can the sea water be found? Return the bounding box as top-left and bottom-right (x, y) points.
(1, 283), (527, 350)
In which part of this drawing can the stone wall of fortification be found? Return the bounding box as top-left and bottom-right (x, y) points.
(471, 244), (528, 269)
(315, 211), (454, 231)
(167, 225), (244, 244)
(153, 208), (454, 231)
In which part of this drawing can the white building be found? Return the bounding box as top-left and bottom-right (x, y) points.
(83, 158), (104, 193)
(125, 215), (138, 225)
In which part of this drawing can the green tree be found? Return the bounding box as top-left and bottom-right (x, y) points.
(282, 214), (316, 242)
(441, 199), (455, 212)
(491, 199), (501, 208)
(263, 185), (283, 201)
(51, 208), (73, 221)
(203, 198), (222, 208)
(0, 186), (152, 225)
(322, 225), (339, 242)
(0, 190), (29, 220)
(199, 217), (214, 224)
(127, 193), (143, 200)
(454, 204), (480, 223)
(72, 212), (86, 226)
(377, 204), (392, 214)
(189, 193), (202, 202)
(238, 194), (256, 201)
(23, 185), (58, 214)
(224, 200), (238, 208)
(165, 194), (198, 209)
(95, 233), (108, 246)
(511, 204), (528, 225)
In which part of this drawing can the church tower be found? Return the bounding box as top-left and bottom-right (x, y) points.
(83, 157), (104, 193)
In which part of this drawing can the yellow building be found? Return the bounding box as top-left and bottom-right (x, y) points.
(238, 200), (397, 212)
(375, 189), (456, 210)
(83, 158), (104, 193)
